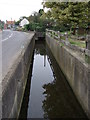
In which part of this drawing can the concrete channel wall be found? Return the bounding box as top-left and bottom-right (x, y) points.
(46, 34), (90, 119)
(2, 34), (35, 118)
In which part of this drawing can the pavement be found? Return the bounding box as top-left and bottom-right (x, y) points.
(1, 30), (34, 81)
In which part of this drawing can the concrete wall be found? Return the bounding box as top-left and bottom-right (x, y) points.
(35, 32), (45, 40)
(46, 34), (90, 119)
(2, 34), (35, 118)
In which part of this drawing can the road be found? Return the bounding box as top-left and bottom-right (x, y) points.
(1, 30), (34, 80)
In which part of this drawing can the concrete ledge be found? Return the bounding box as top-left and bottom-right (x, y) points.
(85, 49), (90, 57)
(2, 34), (35, 118)
(46, 34), (90, 119)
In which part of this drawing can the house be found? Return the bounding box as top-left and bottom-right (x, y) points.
(4, 24), (7, 29)
(6, 20), (15, 29)
(19, 18), (29, 28)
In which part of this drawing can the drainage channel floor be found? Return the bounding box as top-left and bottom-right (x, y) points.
(19, 41), (88, 119)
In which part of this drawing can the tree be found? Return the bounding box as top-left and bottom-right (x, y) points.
(15, 20), (20, 26)
(0, 20), (4, 29)
(39, 9), (44, 16)
(68, 2), (89, 34)
(27, 9), (53, 31)
(42, 1), (89, 34)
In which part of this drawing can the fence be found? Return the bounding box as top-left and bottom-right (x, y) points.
(46, 29), (90, 57)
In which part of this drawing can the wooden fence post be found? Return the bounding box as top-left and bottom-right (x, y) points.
(65, 32), (68, 41)
(57, 31), (61, 40)
(86, 34), (90, 50)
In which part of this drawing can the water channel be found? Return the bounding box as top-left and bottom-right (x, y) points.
(19, 40), (88, 119)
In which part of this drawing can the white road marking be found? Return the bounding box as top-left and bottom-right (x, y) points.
(2, 33), (13, 42)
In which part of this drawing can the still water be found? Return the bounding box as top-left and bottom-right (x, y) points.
(19, 41), (88, 119)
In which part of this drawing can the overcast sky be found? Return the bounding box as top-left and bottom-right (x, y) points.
(0, 0), (43, 22)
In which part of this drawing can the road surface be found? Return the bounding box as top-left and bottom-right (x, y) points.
(1, 30), (34, 80)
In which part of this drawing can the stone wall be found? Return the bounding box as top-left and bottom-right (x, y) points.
(46, 34), (90, 119)
(2, 34), (35, 118)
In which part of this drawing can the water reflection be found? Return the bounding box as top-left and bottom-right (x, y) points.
(27, 41), (54, 118)
(42, 48), (88, 119)
(19, 40), (88, 119)
(43, 47), (87, 119)
(35, 41), (46, 56)
(19, 54), (34, 119)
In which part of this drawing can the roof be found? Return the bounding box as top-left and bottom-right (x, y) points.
(6, 21), (15, 25)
